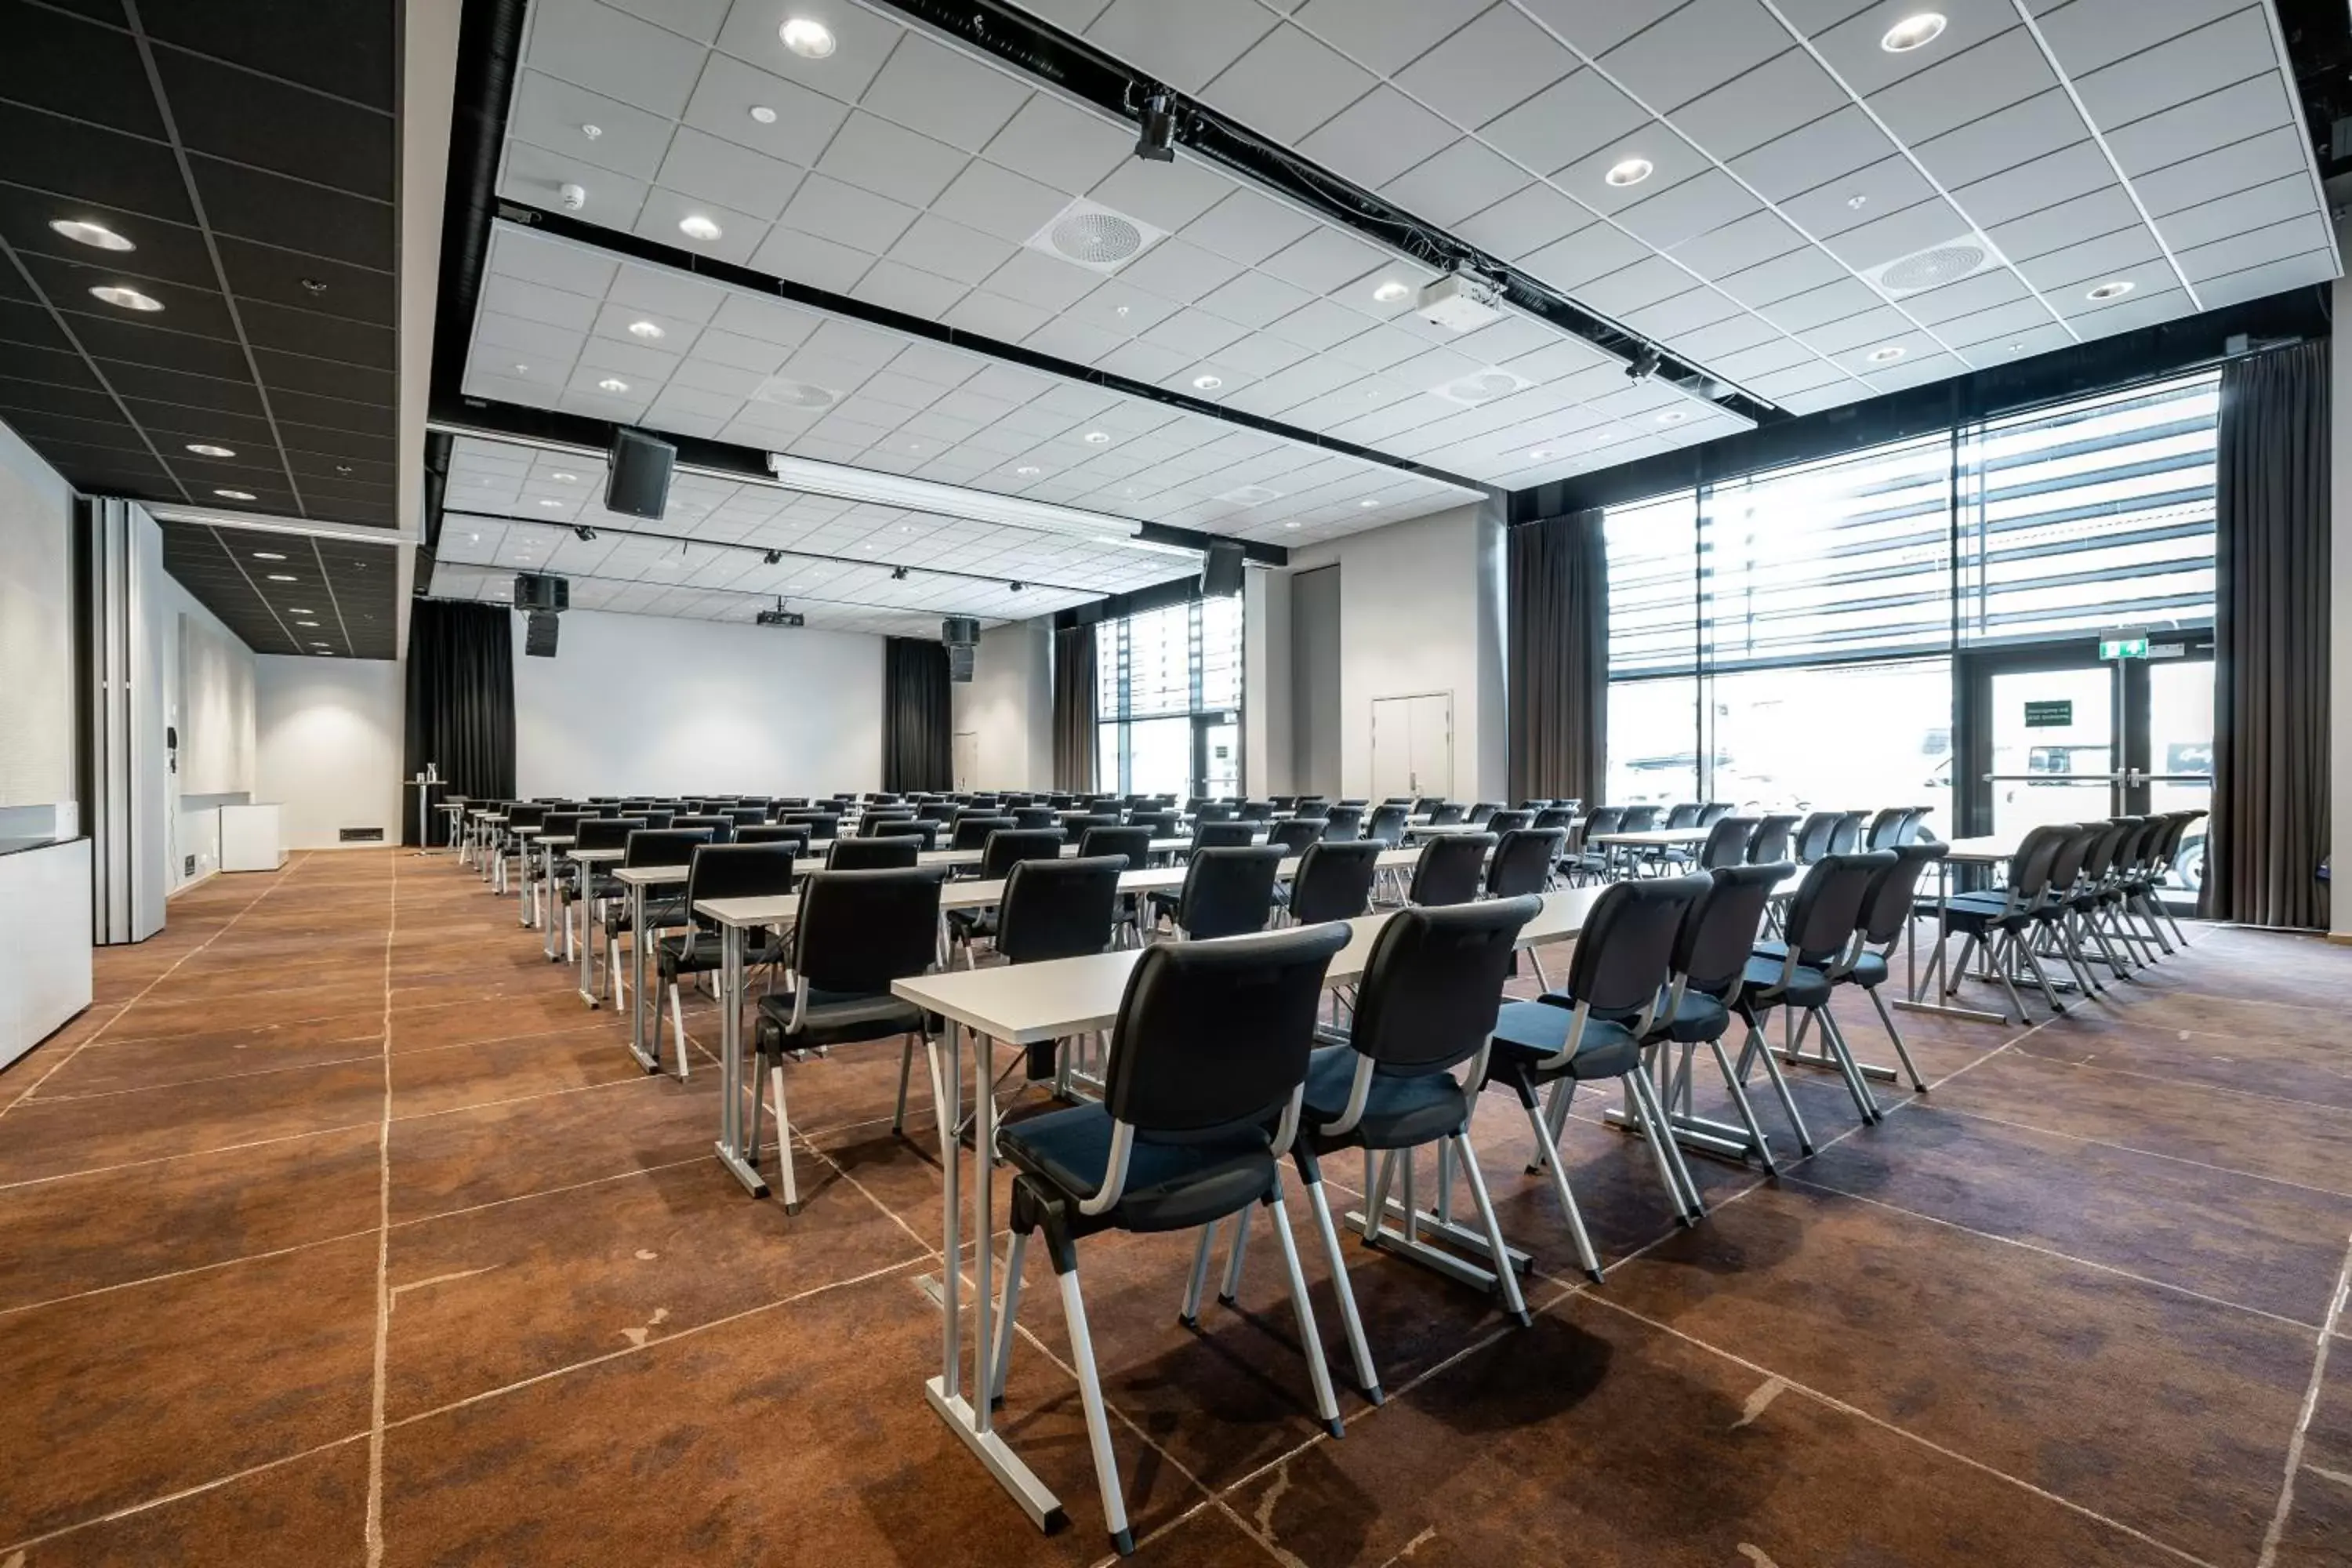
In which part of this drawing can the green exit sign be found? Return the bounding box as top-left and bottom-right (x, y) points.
(2099, 635), (2150, 660)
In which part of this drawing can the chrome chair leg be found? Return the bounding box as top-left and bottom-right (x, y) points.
(989, 1228), (1027, 1406)
(1054, 1259), (1131, 1556)
(1301, 1173), (1380, 1401)
(1179, 1219), (1218, 1327)
(1265, 1178), (1344, 1437)
(1218, 1203), (1251, 1305)
(1519, 1088), (1603, 1281)
(893, 1036), (915, 1134)
(769, 1061), (800, 1212)
(1737, 1020), (1815, 1156)
(1451, 1133), (1530, 1325)
(1865, 986), (1927, 1093)
(1709, 1036), (1778, 1175)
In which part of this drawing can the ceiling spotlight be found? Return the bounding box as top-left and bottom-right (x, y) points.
(1192, 373), (1222, 390)
(266, 573), (297, 583)
(296, 620), (319, 628)
(1283, 521), (1300, 529)
(763, 550), (783, 564)
(1880, 12), (1947, 52)
(1358, 498), (1377, 508)
(90, 285), (163, 311)
(626, 320), (665, 339)
(1867, 344), (1906, 364)
(1082, 430), (1110, 445)
(1134, 87), (1179, 163)
(538, 498), (564, 508)
(1604, 156), (1653, 188)
(1846, 194), (1869, 210)
(2005, 341), (2025, 354)
(1015, 464), (1041, 475)
(252, 550), (286, 561)
(1625, 347), (1661, 383)
(677, 214), (723, 242)
(2086, 279), (2134, 301)
(1372, 280), (1410, 303)
(581, 122), (603, 140)
(551, 471), (578, 482)
(749, 104), (778, 125)
(891, 565), (909, 581)
(572, 524), (597, 541)
(186, 442), (236, 457)
(214, 488), (256, 500)
(1007, 580), (1026, 592)
(1657, 409), (1688, 424)
(513, 362), (528, 374)
(597, 376), (630, 392)
(50, 218), (133, 251)
(780, 16), (836, 56)
(1527, 448), (1553, 460)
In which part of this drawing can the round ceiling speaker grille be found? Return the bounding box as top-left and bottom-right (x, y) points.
(753, 377), (837, 410)
(1878, 242), (1985, 293)
(1450, 372), (1520, 402)
(1050, 211), (1144, 265)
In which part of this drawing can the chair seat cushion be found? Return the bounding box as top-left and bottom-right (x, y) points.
(1300, 1045), (1469, 1149)
(1737, 953), (1831, 1007)
(1000, 1103), (1273, 1233)
(1487, 999), (1643, 1081)
(658, 929), (782, 976)
(754, 987), (927, 1050)
(1648, 987), (1731, 1044)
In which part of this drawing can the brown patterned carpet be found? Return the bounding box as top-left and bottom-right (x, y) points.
(2, 848), (2347, 1566)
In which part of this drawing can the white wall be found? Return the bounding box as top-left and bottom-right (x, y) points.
(256, 655), (406, 849)
(0, 416), (78, 839)
(155, 569), (256, 888)
(514, 608), (884, 797)
(1275, 502), (1510, 804)
(950, 617), (1051, 791)
(1243, 567), (1291, 797)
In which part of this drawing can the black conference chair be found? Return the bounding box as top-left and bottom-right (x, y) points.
(751, 866), (949, 1212)
(950, 815), (1018, 851)
(1268, 818), (1327, 858)
(951, 828), (1069, 964)
(1465, 802), (1500, 824)
(782, 811), (840, 840)
(1697, 802), (1733, 826)
(1011, 806), (1058, 830)
(1791, 811), (1838, 863)
(670, 814), (735, 844)
(1864, 807), (1908, 850)
(1079, 824), (1152, 868)
(1487, 826), (1564, 900)
(735, 823), (810, 851)
(1774, 841), (1945, 1097)
(1486, 875), (1710, 1278)
(653, 844), (795, 1080)
(1737, 851), (1892, 1129)
(1747, 814), (1799, 866)
(1827, 811), (1868, 853)
(1130, 810), (1180, 840)
(989, 924), (1354, 1555)
(996, 855), (1128, 1088)
(1162, 845), (1282, 940)
(1618, 804), (1663, 833)
(1485, 808), (1535, 837)
(533, 811), (590, 945)
(1918, 823), (2074, 1022)
(1407, 832), (1493, 907)
(829, 836), (920, 871)
(1566, 805), (1621, 883)
(1192, 819), (1258, 851)
(1239, 800), (1276, 822)
(868, 819), (941, 851)
(1366, 804), (1410, 847)
(1694, 815), (1756, 869)
(1428, 802), (1465, 825)
(606, 826), (713, 1025)
(1287, 840), (1381, 926)
(1323, 805), (1365, 842)
(1664, 803), (1703, 831)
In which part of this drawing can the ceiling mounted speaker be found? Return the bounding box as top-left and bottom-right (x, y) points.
(1432, 367), (1534, 407)
(750, 376), (837, 410)
(523, 610), (560, 658)
(604, 427), (674, 519)
(1199, 540), (1245, 597)
(1215, 485), (1282, 507)
(1870, 237), (1994, 297)
(1025, 198), (1167, 272)
(941, 615), (980, 647)
(947, 644), (975, 683)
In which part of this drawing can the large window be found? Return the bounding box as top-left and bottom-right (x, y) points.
(1599, 373), (2218, 834)
(1094, 596), (1243, 797)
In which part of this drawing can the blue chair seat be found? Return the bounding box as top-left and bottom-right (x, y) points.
(753, 986), (928, 1051)
(1298, 1044), (1470, 1149)
(1644, 987), (1733, 1044)
(1487, 999), (1645, 1080)
(1737, 953), (1832, 1008)
(999, 1103), (1275, 1234)
(1751, 941), (1888, 990)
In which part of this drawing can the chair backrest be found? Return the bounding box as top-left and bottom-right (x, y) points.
(1289, 840), (1381, 924)
(1192, 802), (1234, 824)
(781, 811), (840, 838)
(540, 811), (590, 845)
(1858, 841), (1947, 946)
(1011, 807), (1058, 829)
(1485, 808), (1534, 836)
(982, 827), (1068, 879)
(1348, 897), (1542, 1076)
(1697, 815), (1755, 869)
(1828, 811), (1867, 854)
(724, 808), (768, 827)
(1080, 826), (1152, 868)
(670, 815), (735, 844)
(1864, 807), (1908, 850)
(506, 802), (550, 829)
(575, 816), (646, 852)
(1577, 805), (1621, 840)
(624, 827), (713, 868)
(827, 836), (919, 870)
(1177, 846), (1283, 939)
(1697, 802), (1732, 826)
(637, 809), (676, 830)
(791, 867), (948, 994)
(1562, 876), (1708, 1015)
(917, 801), (960, 822)
(1239, 800), (1276, 822)
(1618, 804), (1662, 832)
(951, 815), (1018, 850)
(1664, 803), (1703, 829)
(735, 823), (809, 849)
(1102, 923), (1350, 1141)
(996, 856), (1126, 965)
(1675, 862), (1789, 999)
(2005, 823), (2077, 906)
(683, 841), (797, 912)
(1465, 801), (1499, 823)
(1792, 811), (1839, 862)
(1367, 804), (1410, 845)
(1429, 802), (1465, 824)
(1747, 814), (1798, 864)
(1531, 807), (1577, 833)
(1069, 813), (1124, 834)
(1897, 806), (1932, 845)
(1192, 820), (1258, 851)
(1408, 832), (1494, 907)
(869, 819), (940, 850)
(1269, 818), (1326, 857)
(1487, 827), (1564, 898)
(1515, 800), (1548, 813)
(2114, 815), (2163, 880)
(1130, 811), (1179, 839)
(1780, 851), (1893, 966)
(1322, 804), (1365, 840)
(2078, 817), (2132, 882)
(2044, 820), (2103, 896)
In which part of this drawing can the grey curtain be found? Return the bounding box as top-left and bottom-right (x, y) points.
(1052, 624), (1098, 792)
(401, 600), (514, 845)
(883, 637), (953, 793)
(2207, 340), (2328, 927)
(1508, 509), (1609, 806)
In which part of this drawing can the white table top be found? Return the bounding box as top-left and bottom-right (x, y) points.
(891, 887), (1603, 1046)
(1936, 835), (2021, 864)
(1589, 826), (1712, 847)
(1404, 821), (1492, 837)
(569, 847), (626, 863)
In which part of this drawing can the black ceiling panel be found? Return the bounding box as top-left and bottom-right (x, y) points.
(0, 0), (402, 577)
(158, 521), (401, 661)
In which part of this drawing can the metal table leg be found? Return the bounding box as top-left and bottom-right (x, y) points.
(1893, 856), (2010, 1025)
(627, 880), (659, 1073)
(713, 923), (768, 1197)
(577, 873), (599, 1007)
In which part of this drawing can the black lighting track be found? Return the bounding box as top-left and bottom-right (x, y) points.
(440, 507), (1112, 598)
(872, 0), (1783, 428)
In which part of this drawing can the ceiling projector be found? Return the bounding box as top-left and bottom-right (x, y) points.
(756, 599), (805, 628)
(1415, 270), (1506, 332)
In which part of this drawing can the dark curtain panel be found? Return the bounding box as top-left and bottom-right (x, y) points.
(1052, 623), (1098, 792)
(2208, 340), (2329, 927)
(401, 600), (516, 846)
(884, 637), (953, 793)
(1507, 509), (1610, 807)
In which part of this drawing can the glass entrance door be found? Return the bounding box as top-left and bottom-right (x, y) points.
(1984, 663), (2116, 843)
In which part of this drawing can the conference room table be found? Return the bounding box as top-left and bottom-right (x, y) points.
(1894, 833), (2027, 1029)
(884, 887), (1600, 1537)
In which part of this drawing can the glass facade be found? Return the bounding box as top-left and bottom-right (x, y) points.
(1599, 373), (2218, 833)
(1094, 596), (1244, 797)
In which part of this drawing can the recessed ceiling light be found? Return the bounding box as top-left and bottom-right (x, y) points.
(1604, 157), (1653, 188)
(1082, 430), (1111, 444)
(1657, 410), (1687, 424)
(749, 104), (779, 125)
(626, 319), (665, 339)
(1528, 447), (1554, 460)
(2085, 279), (2134, 301)
(267, 573), (297, 583)
(677, 214), (723, 242)
(512, 362), (528, 374)
(296, 619), (319, 628)
(186, 442), (235, 457)
(539, 498), (564, 507)
(581, 123), (603, 140)
(597, 377), (630, 392)
(214, 488), (256, 500)
(1867, 344), (1905, 364)
(467, 532), (480, 543)
(1846, 194), (1869, 210)
(1880, 12), (1947, 51)
(1192, 373), (1221, 390)
(90, 285), (162, 311)
(2005, 341), (2025, 354)
(1358, 498), (1377, 508)
(551, 472), (579, 484)
(1283, 521), (1300, 529)
(50, 218), (133, 251)
(1015, 465), (1041, 476)
(780, 16), (837, 57)
(252, 550), (286, 561)
(1372, 280), (1410, 303)
(288, 608), (315, 615)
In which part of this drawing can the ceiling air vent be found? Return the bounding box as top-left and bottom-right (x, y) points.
(1025, 198), (1167, 272)
(1870, 237), (1994, 297)
(1431, 367), (1534, 407)
(750, 376), (837, 410)
(1216, 485), (1283, 506)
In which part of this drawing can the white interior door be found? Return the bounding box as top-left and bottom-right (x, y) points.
(952, 731), (978, 791)
(1370, 691), (1452, 800)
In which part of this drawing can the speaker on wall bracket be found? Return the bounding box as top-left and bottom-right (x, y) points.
(1200, 540), (1245, 597)
(605, 428), (675, 520)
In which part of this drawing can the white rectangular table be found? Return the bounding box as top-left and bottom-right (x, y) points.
(1896, 834), (2025, 1026)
